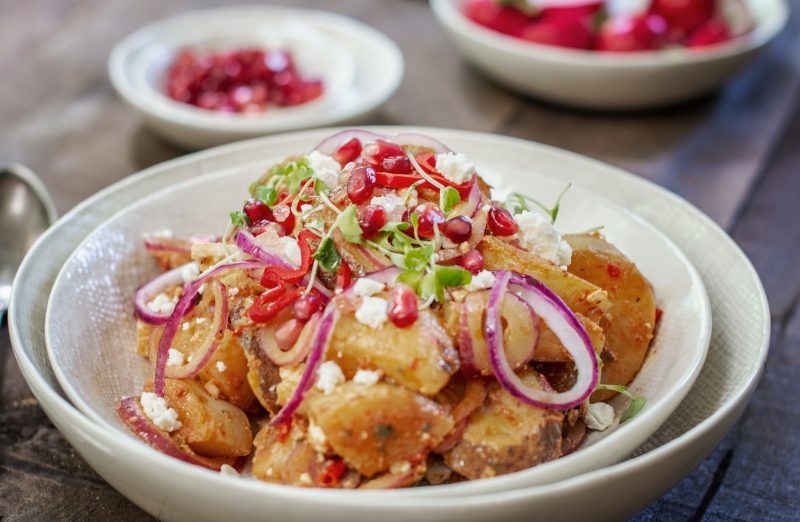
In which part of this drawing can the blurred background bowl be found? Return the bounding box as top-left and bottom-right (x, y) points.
(109, 6), (403, 149)
(430, 0), (788, 110)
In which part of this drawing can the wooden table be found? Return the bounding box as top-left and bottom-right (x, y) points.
(2, 0), (798, 519)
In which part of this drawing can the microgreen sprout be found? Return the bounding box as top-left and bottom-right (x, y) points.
(504, 183), (572, 224)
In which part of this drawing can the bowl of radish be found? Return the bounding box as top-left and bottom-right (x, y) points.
(430, 0), (788, 109)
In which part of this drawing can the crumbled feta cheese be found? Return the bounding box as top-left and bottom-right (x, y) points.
(307, 151), (342, 189)
(220, 464), (239, 477)
(353, 369), (382, 386)
(180, 262), (200, 284)
(300, 204), (314, 214)
(166, 349), (184, 367)
(353, 278), (384, 297)
(584, 401), (616, 431)
(140, 392), (182, 432)
(299, 472), (313, 485)
(516, 211), (572, 268)
(435, 152), (474, 184)
(146, 293), (176, 315)
(390, 460), (412, 475)
(464, 270), (496, 292)
(277, 236), (302, 266)
(307, 421), (328, 452)
(355, 297), (388, 329)
(370, 194), (406, 222)
(195, 317), (207, 325)
(228, 287), (240, 297)
(181, 322), (190, 331)
(216, 361), (227, 373)
(188, 354), (194, 363)
(315, 361), (345, 394)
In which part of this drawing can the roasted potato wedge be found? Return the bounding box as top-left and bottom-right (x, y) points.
(478, 236), (610, 323)
(564, 234), (656, 402)
(152, 378), (252, 458)
(534, 313), (605, 363)
(309, 382), (454, 477)
(198, 330), (256, 411)
(443, 369), (563, 479)
(328, 307), (459, 396)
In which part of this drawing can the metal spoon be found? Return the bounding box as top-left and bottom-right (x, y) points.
(0, 164), (57, 317)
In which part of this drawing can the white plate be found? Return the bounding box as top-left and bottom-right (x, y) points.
(430, 0), (788, 109)
(109, 7), (404, 149)
(11, 128), (767, 521)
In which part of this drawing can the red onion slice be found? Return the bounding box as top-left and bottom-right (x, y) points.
(116, 396), (229, 470)
(453, 176), (481, 218)
(258, 312), (320, 367)
(391, 132), (452, 154)
(486, 271), (598, 410)
(270, 305), (339, 426)
(144, 237), (192, 255)
(313, 130), (388, 155)
(355, 244), (390, 270)
(134, 262), (196, 325)
(164, 280), (229, 379)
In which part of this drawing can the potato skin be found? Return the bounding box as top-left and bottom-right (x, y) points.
(443, 370), (563, 479)
(564, 234), (656, 401)
(328, 307), (459, 396)
(309, 382), (454, 477)
(155, 378), (253, 458)
(478, 236), (609, 323)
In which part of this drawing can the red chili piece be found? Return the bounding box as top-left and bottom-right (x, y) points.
(335, 260), (352, 292)
(607, 263), (622, 278)
(319, 459), (347, 487)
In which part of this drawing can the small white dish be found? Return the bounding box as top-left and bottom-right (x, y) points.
(10, 128), (769, 521)
(430, 0), (788, 110)
(109, 7), (404, 149)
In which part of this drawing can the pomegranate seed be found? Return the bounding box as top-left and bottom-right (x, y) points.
(464, 0), (529, 37)
(244, 199), (271, 222)
(387, 284), (419, 328)
(380, 155), (413, 174)
(407, 203), (445, 239)
(363, 140), (406, 166)
(596, 14), (668, 52)
(459, 249), (485, 274)
(440, 215), (473, 243)
(293, 292), (321, 321)
(651, 0), (715, 37)
(275, 319), (305, 351)
(271, 204), (296, 235)
(346, 165), (377, 204)
(685, 18), (731, 47)
(333, 138), (363, 167)
(358, 205), (388, 240)
(487, 206), (518, 236)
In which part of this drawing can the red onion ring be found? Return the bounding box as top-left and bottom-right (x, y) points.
(313, 130), (389, 155)
(270, 305), (339, 426)
(144, 237), (191, 255)
(485, 271), (598, 410)
(258, 312), (320, 367)
(163, 280), (229, 379)
(355, 244), (390, 270)
(453, 176), (481, 218)
(338, 266), (402, 298)
(116, 396), (229, 470)
(391, 132), (452, 154)
(134, 262), (196, 325)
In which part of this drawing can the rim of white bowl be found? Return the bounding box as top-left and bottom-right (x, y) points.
(8, 127), (769, 505)
(431, 0), (789, 67)
(108, 6), (404, 133)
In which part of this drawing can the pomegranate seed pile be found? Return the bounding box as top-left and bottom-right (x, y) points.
(165, 48), (324, 113)
(464, 0), (751, 52)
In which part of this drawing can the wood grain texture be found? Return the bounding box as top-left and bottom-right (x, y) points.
(1, 0), (798, 520)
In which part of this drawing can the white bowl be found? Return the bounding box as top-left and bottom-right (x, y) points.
(10, 128), (769, 521)
(430, 0), (788, 109)
(109, 7), (403, 149)
(44, 132), (709, 496)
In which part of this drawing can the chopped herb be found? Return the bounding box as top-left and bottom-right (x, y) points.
(403, 245), (434, 272)
(436, 265), (472, 288)
(255, 185), (278, 206)
(397, 269), (424, 292)
(594, 383), (647, 424)
(409, 211), (420, 241)
(312, 236), (341, 273)
(335, 205), (363, 243)
(314, 178), (329, 195)
(418, 271), (441, 302)
(379, 221), (410, 234)
(503, 183), (572, 224)
(440, 186), (461, 214)
(229, 210), (249, 227)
